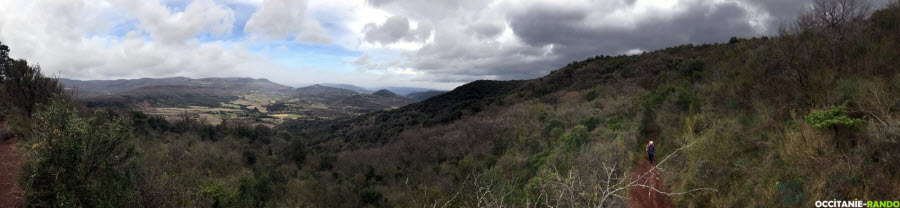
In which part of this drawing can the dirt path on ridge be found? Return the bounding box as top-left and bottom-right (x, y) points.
(628, 160), (671, 208)
(0, 120), (23, 207)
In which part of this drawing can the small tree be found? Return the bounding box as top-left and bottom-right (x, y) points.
(0, 41), (9, 85)
(0, 54), (64, 117)
(805, 103), (865, 129)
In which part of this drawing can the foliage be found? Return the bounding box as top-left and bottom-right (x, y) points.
(238, 165), (283, 208)
(805, 103), (865, 129)
(0, 52), (65, 118)
(579, 116), (601, 132)
(542, 119), (565, 138)
(357, 187), (383, 207)
(562, 125), (590, 150)
(776, 180), (804, 206)
(583, 89), (599, 101)
(0, 41), (8, 85)
(19, 97), (138, 207)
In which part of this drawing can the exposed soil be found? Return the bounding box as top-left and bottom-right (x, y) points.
(0, 120), (22, 207)
(628, 160), (672, 208)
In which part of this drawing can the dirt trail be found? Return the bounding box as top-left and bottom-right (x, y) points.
(0, 120), (23, 207)
(628, 160), (671, 208)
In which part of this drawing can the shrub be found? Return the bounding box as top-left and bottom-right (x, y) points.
(238, 175), (271, 208)
(563, 125), (590, 150)
(675, 89), (700, 111)
(580, 116), (601, 131)
(583, 89), (599, 101)
(805, 103), (865, 129)
(238, 165), (285, 208)
(776, 180), (804, 206)
(837, 78), (861, 102)
(20, 96), (138, 207)
(289, 137), (307, 167)
(642, 86), (674, 109)
(541, 119), (565, 138)
(681, 59), (704, 79)
(606, 115), (626, 131)
(358, 187), (383, 206)
(200, 181), (240, 207)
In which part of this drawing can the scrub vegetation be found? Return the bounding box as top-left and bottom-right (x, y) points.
(0, 0), (898, 207)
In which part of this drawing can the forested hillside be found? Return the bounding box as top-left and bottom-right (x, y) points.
(0, 1), (898, 207)
(280, 1), (900, 206)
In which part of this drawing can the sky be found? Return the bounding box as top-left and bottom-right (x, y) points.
(0, 0), (819, 90)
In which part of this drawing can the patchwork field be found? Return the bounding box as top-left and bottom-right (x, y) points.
(144, 106), (245, 125)
(227, 94), (279, 113)
(142, 94), (311, 125)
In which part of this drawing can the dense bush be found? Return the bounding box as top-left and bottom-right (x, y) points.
(579, 116), (601, 131)
(805, 103), (865, 129)
(583, 89), (599, 101)
(563, 125), (590, 150)
(19, 97), (138, 207)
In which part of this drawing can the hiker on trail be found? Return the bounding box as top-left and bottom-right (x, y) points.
(646, 141), (655, 164)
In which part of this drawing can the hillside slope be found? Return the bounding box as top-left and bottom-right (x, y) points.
(405, 90), (447, 101)
(278, 4), (900, 207)
(62, 77), (293, 98)
(64, 77), (294, 108)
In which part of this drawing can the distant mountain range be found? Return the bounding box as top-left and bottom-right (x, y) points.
(320, 83), (447, 100)
(59, 77), (444, 119)
(60, 77), (295, 108)
(60, 77), (293, 98)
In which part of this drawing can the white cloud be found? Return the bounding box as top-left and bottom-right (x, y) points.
(362, 15), (431, 45)
(112, 0), (235, 43)
(244, 0), (331, 44)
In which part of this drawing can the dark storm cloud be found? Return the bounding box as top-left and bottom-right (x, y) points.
(467, 22), (504, 39)
(362, 0), (816, 82)
(508, 1), (762, 64)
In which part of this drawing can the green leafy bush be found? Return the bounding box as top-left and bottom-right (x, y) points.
(20, 97), (138, 207)
(580, 116), (601, 131)
(642, 86), (674, 108)
(805, 103), (864, 129)
(542, 119), (565, 138)
(675, 89), (700, 111)
(563, 125), (590, 150)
